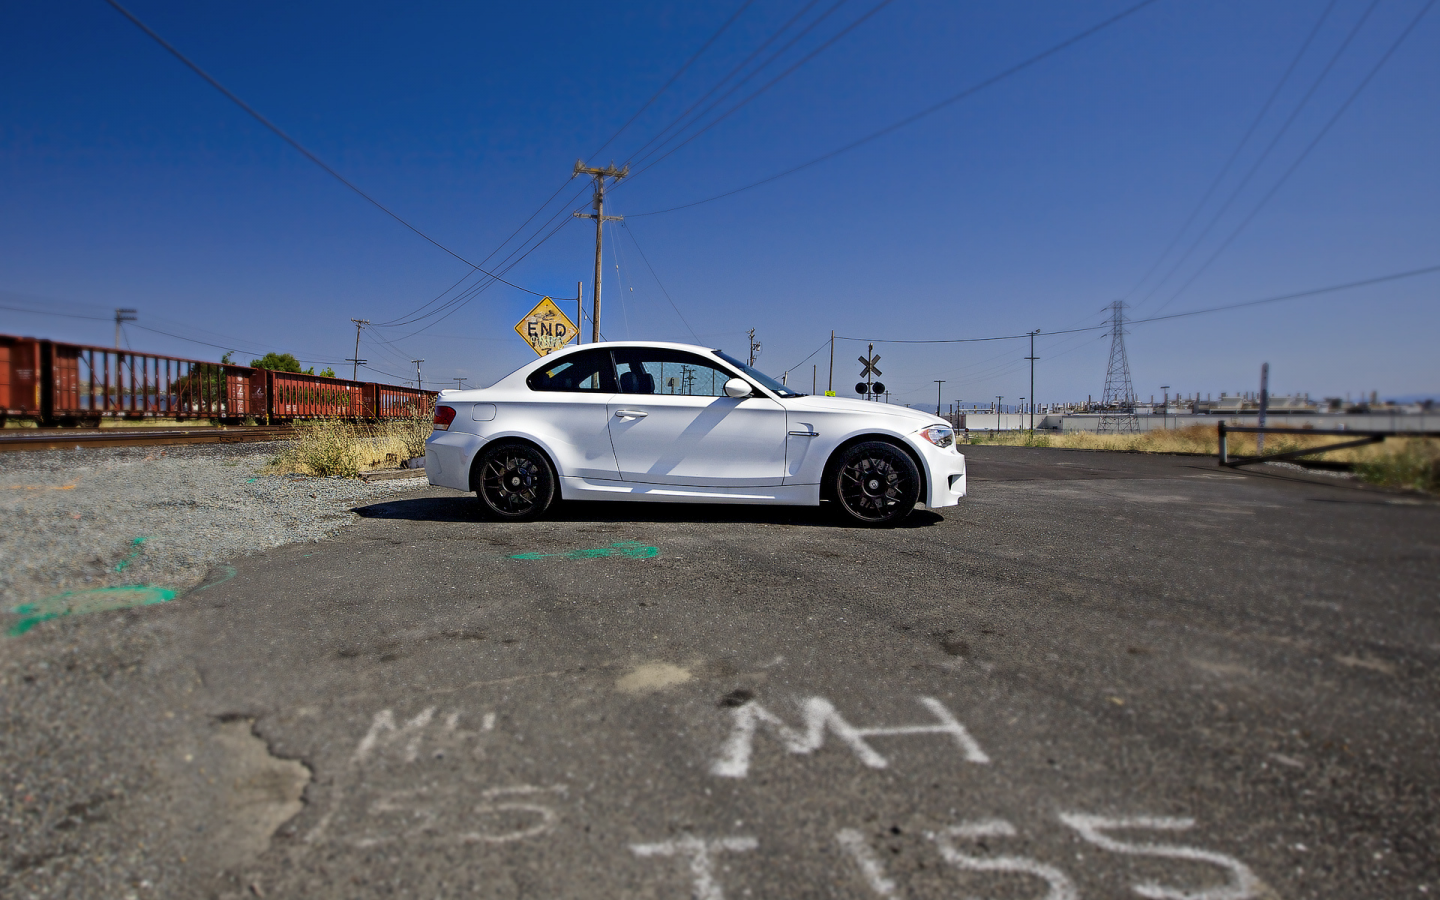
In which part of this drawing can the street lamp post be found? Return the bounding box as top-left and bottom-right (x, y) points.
(1160, 385), (1170, 429)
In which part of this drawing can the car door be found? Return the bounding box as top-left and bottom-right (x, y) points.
(606, 347), (787, 487)
(518, 347), (620, 480)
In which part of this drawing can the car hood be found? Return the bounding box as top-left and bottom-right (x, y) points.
(780, 395), (945, 426)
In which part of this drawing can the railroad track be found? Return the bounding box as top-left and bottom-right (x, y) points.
(0, 425), (293, 453)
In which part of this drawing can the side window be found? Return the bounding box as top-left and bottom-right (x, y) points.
(612, 349), (737, 398)
(526, 349), (617, 393)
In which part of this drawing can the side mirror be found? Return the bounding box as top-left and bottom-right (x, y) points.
(723, 377), (753, 399)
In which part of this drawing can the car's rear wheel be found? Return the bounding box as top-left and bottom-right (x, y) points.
(474, 442), (555, 521)
(830, 441), (919, 527)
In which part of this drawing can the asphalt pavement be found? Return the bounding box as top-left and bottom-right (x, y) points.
(3, 446), (1437, 899)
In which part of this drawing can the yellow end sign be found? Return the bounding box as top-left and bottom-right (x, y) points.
(515, 297), (578, 357)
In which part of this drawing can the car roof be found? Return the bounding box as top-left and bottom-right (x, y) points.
(485, 341), (744, 391)
(551, 340), (724, 355)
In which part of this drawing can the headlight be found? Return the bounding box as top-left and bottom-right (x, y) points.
(918, 425), (954, 448)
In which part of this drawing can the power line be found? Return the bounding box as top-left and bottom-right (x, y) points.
(129, 323), (346, 365)
(1119, 0), (1338, 304)
(102, 0), (547, 297)
(591, 0), (758, 163)
(627, 0), (896, 180)
(0, 304), (109, 321)
(375, 2), (763, 330)
(1135, 0), (1384, 310)
(786, 336), (833, 374)
(622, 223), (701, 342)
(374, 211), (579, 341)
(836, 261), (1440, 344)
(1150, 0), (1435, 313)
(627, 0), (1161, 216)
(376, 183), (591, 330)
(620, 0), (844, 172)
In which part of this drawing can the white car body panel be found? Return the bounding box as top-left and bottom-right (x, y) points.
(426, 341), (966, 510)
(608, 394), (788, 487)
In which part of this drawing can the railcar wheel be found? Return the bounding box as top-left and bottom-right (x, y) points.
(474, 442), (555, 521)
(830, 441), (919, 527)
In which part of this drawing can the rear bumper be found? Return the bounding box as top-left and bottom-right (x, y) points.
(425, 431), (486, 492)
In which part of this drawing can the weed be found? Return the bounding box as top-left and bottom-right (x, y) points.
(1354, 440), (1440, 493)
(267, 410), (434, 478)
(965, 426), (1440, 494)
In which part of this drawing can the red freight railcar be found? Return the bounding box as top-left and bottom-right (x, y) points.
(0, 333), (435, 425)
(0, 335), (43, 419)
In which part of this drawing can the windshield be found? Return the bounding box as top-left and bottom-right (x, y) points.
(714, 350), (805, 398)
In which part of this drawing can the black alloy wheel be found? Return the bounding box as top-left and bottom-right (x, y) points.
(831, 441), (920, 526)
(475, 442), (556, 521)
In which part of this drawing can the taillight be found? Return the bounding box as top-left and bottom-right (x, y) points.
(432, 406), (457, 431)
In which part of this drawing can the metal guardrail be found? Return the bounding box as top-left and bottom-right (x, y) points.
(1216, 422), (1440, 468)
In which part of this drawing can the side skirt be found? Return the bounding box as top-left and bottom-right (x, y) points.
(560, 477), (820, 506)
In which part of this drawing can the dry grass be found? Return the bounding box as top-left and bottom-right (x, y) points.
(966, 424), (1440, 493)
(268, 408), (433, 478)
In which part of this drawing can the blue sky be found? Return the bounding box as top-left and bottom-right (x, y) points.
(2, 0), (1436, 406)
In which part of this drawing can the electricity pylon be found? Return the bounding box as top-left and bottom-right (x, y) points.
(1099, 301), (1138, 434)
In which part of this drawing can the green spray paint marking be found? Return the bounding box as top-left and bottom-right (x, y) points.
(7, 585), (177, 636)
(113, 537), (150, 573)
(186, 564), (237, 595)
(510, 541), (658, 561)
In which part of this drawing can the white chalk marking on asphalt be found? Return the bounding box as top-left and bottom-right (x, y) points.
(306, 706), (487, 844)
(353, 784), (565, 848)
(630, 835), (759, 900)
(354, 707), (435, 763)
(928, 819), (1077, 900)
(459, 784), (566, 844)
(711, 695), (988, 778)
(836, 829), (898, 896)
(1059, 814), (1260, 900)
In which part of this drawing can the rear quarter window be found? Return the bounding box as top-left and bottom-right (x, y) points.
(525, 349), (618, 393)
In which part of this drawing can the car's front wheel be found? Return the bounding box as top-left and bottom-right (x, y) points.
(830, 441), (920, 527)
(474, 442), (556, 521)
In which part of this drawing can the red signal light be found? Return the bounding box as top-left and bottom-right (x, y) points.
(432, 406), (456, 431)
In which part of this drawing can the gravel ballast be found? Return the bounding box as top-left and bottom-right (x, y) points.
(0, 442), (433, 617)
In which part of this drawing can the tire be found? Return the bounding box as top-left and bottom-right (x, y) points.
(473, 442), (556, 521)
(829, 440), (920, 527)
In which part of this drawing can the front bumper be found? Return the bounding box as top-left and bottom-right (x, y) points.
(917, 444), (966, 508)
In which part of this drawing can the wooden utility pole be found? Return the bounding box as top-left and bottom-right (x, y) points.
(1026, 329), (1039, 432)
(572, 161), (627, 343)
(348, 318), (369, 381)
(747, 328), (761, 366)
(934, 380), (945, 416)
(114, 308), (136, 349)
(828, 330), (835, 394)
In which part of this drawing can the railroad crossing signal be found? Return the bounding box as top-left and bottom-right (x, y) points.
(514, 296), (578, 357)
(857, 345), (884, 398)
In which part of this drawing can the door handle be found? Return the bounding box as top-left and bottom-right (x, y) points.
(614, 409), (648, 418)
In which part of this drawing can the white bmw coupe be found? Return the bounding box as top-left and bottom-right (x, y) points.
(424, 341), (966, 526)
